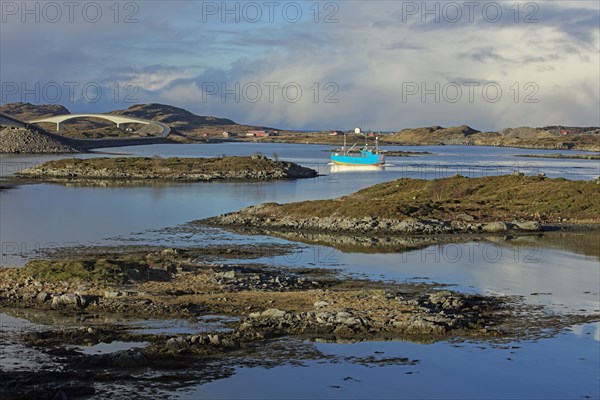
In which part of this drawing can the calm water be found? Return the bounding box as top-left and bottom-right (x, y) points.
(0, 143), (598, 398)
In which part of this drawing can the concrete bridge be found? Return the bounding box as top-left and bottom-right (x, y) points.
(29, 114), (171, 138)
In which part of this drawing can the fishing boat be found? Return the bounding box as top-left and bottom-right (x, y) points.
(330, 132), (385, 166)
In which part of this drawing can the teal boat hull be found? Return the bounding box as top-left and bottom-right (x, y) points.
(331, 150), (385, 166)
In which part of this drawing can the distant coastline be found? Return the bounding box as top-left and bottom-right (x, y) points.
(1, 102), (599, 153)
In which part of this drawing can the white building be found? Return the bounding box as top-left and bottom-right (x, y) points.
(354, 127), (362, 134)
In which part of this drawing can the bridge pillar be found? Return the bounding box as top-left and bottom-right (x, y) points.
(56, 122), (63, 132)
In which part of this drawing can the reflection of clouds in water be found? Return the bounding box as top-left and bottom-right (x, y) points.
(454, 243), (599, 314)
(570, 322), (600, 342)
(341, 240), (599, 314)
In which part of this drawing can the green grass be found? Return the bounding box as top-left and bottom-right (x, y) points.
(24, 256), (151, 284)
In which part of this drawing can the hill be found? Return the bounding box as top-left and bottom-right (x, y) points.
(385, 125), (600, 151)
(0, 102), (69, 120)
(202, 174), (600, 235)
(108, 103), (272, 141)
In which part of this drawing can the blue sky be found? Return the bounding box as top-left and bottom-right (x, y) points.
(1, 0), (599, 131)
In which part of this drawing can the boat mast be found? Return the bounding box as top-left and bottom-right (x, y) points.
(343, 132), (347, 154)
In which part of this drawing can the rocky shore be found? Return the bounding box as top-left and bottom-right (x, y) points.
(201, 175), (600, 235)
(16, 154), (317, 182)
(203, 211), (547, 235)
(1, 247), (588, 345)
(514, 153), (600, 160)
(0, 126), (80, 154)
(1, 246), (597, 398)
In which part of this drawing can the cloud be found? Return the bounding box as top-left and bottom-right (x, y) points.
(1, 1), (598, 130)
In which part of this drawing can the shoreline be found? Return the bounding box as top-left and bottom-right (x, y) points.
(1, 244), (597, 398)
(200, 175), (600, 236)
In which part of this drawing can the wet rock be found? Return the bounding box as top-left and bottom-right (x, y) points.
(483, 221), (508, 233)
(112, 351), (147, 368)
(208, 334), (223, 345)
(36, 291), (51, 303)
(166, 337), (189, 350)
(395, 315), (449, 335)
(428, 291), (465, 310)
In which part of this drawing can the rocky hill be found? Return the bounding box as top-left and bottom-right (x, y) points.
(0, 102), (69, 120)
(384, 125), (480, 146)
(109, 103), (275, 141)
(386, 125), (600, 151)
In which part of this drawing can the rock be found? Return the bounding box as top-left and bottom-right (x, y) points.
(428, 291), (464, 310)
(190, 335), (203, 344)
(514, 220), (541, 231)
(428, 290), (453, 305)
(104, 290), (123, 299)
(166, 337), (188, 350)
(112, 351), (147, 368)
(261, 308), (287, 318)
(217, 270), (236, 279)
(482, 221), (508, 232)
(313, 300), (329, 309)
(456, 213), (475, 222)
(51, 294), (81, 308)
(36, 292), (51, 303)
(208, 334), (222, 345)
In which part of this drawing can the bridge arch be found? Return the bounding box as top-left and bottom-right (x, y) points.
(29, 114), (170, 138)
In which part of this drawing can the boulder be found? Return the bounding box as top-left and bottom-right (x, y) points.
(514, 220), (541, 231)
(455, 213), (475, 222)
(36, 292), (51, 303)
(51, 294), (81, 308)
(482, 221), (508, 233)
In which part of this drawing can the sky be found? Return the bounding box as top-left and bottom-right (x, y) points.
(1, 0), (599, 131)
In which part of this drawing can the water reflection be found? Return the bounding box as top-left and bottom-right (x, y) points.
(183, 323), (600, 399)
